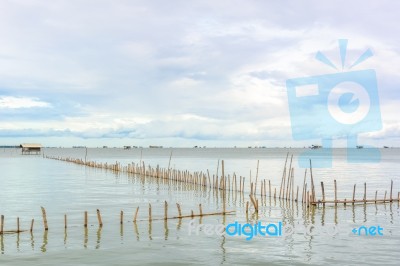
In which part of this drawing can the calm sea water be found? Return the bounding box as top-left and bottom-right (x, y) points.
(0, 148), (399, 265)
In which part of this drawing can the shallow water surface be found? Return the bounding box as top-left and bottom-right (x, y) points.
(0, 148), (399, 265)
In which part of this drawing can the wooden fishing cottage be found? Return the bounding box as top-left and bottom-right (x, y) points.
(20, 143), (42, 155)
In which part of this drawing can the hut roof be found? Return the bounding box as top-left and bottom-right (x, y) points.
(20, 143), (42, 148)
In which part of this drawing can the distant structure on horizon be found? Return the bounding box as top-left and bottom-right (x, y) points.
(20, 143), (42, 155)
(149, 145), (163, 148)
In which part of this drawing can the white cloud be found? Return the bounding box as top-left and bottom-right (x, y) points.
(0, 96), (51, 109)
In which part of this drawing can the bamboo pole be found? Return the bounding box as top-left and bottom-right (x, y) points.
(353, 184), (356, 204)
(17, 217), (20, 233)
(176, 203), (182, 217)
(64, 214), (67, 229)
(133, 207), (139, 223)
(164, 201), (168, 220)
(390, 180), (393, 202)
(41, 206), (48, 231)
(30, 219), (34, 233)
(269, 180), (271, 199)
(199, 204), (203, 216)
(279, 153), (289, 199)
(84, 211), (88, 227)
(149, 204), (152, 222)
(364, 183), (367, 204)
(120, 210), (124, 224)
(310, 160), (316, 203)
(321, 181), (325, 204)
(250, 195), (258, 213)
(0, 215), (4, 234)
(334, 180), (337, 205)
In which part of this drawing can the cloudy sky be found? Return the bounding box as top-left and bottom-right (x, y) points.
(0, 0), (399, 147)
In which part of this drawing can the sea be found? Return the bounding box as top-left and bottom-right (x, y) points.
(0, 147), (399, 265)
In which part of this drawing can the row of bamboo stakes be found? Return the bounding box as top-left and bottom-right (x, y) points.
(45, 153), (399, 209)
(0, 202), (235, 235)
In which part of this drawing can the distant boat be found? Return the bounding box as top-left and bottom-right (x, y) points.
(356, 145), (363, 149)
(103, 146), (108, 148)
(383, 146), (389, 149)
(123, 146), (131, 150)
(310, 145), (322, 149)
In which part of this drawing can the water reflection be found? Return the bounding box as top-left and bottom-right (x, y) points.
(96, 228), (102, 249)
(83, 228), (88, 249)
(133, 222), (140, 241)
(41, 231), (48, 253)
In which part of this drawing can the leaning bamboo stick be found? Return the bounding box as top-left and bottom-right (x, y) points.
(176, 203), (182, 217)
(41, 206), (49, 231)
(30, 219), (34, 232)
(133, 207), (139, 223)
(279, 153), (289, 199)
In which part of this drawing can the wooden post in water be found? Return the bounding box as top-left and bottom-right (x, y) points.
(133, 207), (139, 223)
(334, 180), (337, 206)
(176, 203), (182, 217)
(0, 215), (4, 234)
(97, 209), (103, 227)
(279, 153), (289, 199)
(64, 214), (67, 229)
(84, 211), (88, 227)
(164, 201), (168, 220)
(321, 181), (325, 205)
(375, 191), (378, 203)
(310, 160), (316, 203)
(364, 183), (367, 204)
(269, 180), (271, 199)
(222, 160), (226, 214)
(120, 210), (124, 224)
(149, 204), (152, 222)
(199, 204), (203, 216)
(30, 219), (34, 233)
(17, 217), (20, 233)
(302, 169), (307, 204)
(353, 184), (356, 204)
(390, 180), (393, 202)
(41, 206), (49, 231)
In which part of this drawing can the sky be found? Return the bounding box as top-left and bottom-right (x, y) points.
(0, 0), (399, 147)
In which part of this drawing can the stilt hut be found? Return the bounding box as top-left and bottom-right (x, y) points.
(20, 143), (42, 155)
